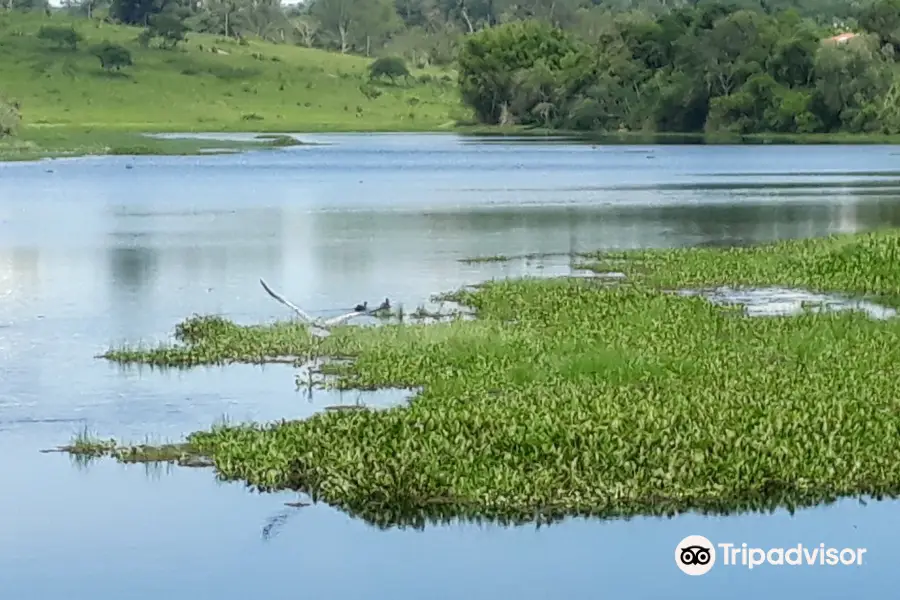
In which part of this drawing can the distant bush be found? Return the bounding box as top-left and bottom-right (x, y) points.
(359, 82), (382, 99)
(369, 56), (410, 83)
(147, 12), (187, 49)
(37, 25), (83, 51)
(0, 96), (21, 137)
(92, 42), (132, 72)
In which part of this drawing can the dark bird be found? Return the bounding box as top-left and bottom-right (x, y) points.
(354, 301), (368, 312)
(376, 298), (390, 311)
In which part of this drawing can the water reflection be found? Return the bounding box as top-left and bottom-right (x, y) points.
(108, 245), (159, 293)
(2, 135), (900, 599)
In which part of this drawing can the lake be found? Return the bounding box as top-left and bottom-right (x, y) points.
(1, 133), (898, 598)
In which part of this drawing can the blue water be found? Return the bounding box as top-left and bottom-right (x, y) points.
(1, 134), (899, 599)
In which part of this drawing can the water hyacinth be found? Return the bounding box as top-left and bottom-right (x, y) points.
(84, 230), (900, 527)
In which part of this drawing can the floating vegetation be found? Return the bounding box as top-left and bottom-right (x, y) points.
(103, 301), (469, 368)
(70, 229), (900, 528)
(102, 315), (320, 367)
(46, 427), (212, 468)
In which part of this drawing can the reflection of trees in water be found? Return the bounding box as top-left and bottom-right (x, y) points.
(309, 208), (614, 263)
(108, 242), (159, 293)
(658, 202), (840, 247)
(107, 205), (286, 289)
(106, 234), (160, 338)
(306, 212), (377, 278)
(666, 195), (900, 247)
(299, 190), (900, 277)
(853, 195), (900, 227)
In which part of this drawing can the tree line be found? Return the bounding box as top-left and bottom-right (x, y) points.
(3, 0), (877, 68)
(458, 0), (900, 135)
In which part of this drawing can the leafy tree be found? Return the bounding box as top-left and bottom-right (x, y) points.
(369, 56), (410, 82)
(457, 20), (580, 124)
(110, 0), (163, 24)
(92, 42), (133, 72)
(37, 25), (83, 51)
(765, 23), (819, 87)
(811, 33), (893, 133)
(858, 0), (900, 54)
(147, 11), (188, 48)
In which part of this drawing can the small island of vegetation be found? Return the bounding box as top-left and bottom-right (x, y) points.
(61, 229), (900, 528)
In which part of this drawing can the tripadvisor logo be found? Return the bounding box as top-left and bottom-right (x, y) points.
(675, 535), (867, 575)
(676, 535), (716, 576)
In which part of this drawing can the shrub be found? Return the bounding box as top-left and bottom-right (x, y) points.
(92, 42), (132, 72)
(0, 96), (21, 137)
(369, 56), (410, 83)
(37, 25), (83, 51)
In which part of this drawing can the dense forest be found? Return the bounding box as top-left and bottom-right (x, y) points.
(457, 4), (900, 135)
(3, 0), (900, 135)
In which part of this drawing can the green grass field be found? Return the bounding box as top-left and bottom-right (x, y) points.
(0, 11), (463, 158)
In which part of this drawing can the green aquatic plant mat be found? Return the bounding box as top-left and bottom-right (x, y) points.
(82, 229), (900, 526)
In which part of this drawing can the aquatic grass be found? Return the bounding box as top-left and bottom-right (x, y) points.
(65, 426), (117, 458)
(176, 281), (900, 525)
(74, 229), (900, 527)
(103, 315), (319, 366)
(47, 427), (211, 467)
(103, 310), (469, 368)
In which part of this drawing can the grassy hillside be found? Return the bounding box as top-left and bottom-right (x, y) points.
(0, 11), (463, 135)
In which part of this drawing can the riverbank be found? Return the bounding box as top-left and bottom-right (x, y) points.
(456, 125), (900, 145)
(62, 229), (900, 527)
(0, 127), (306, 161)
(9, 123), (900, 163)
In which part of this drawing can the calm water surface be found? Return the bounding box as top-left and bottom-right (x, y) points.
(1, 134), (899, 599)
